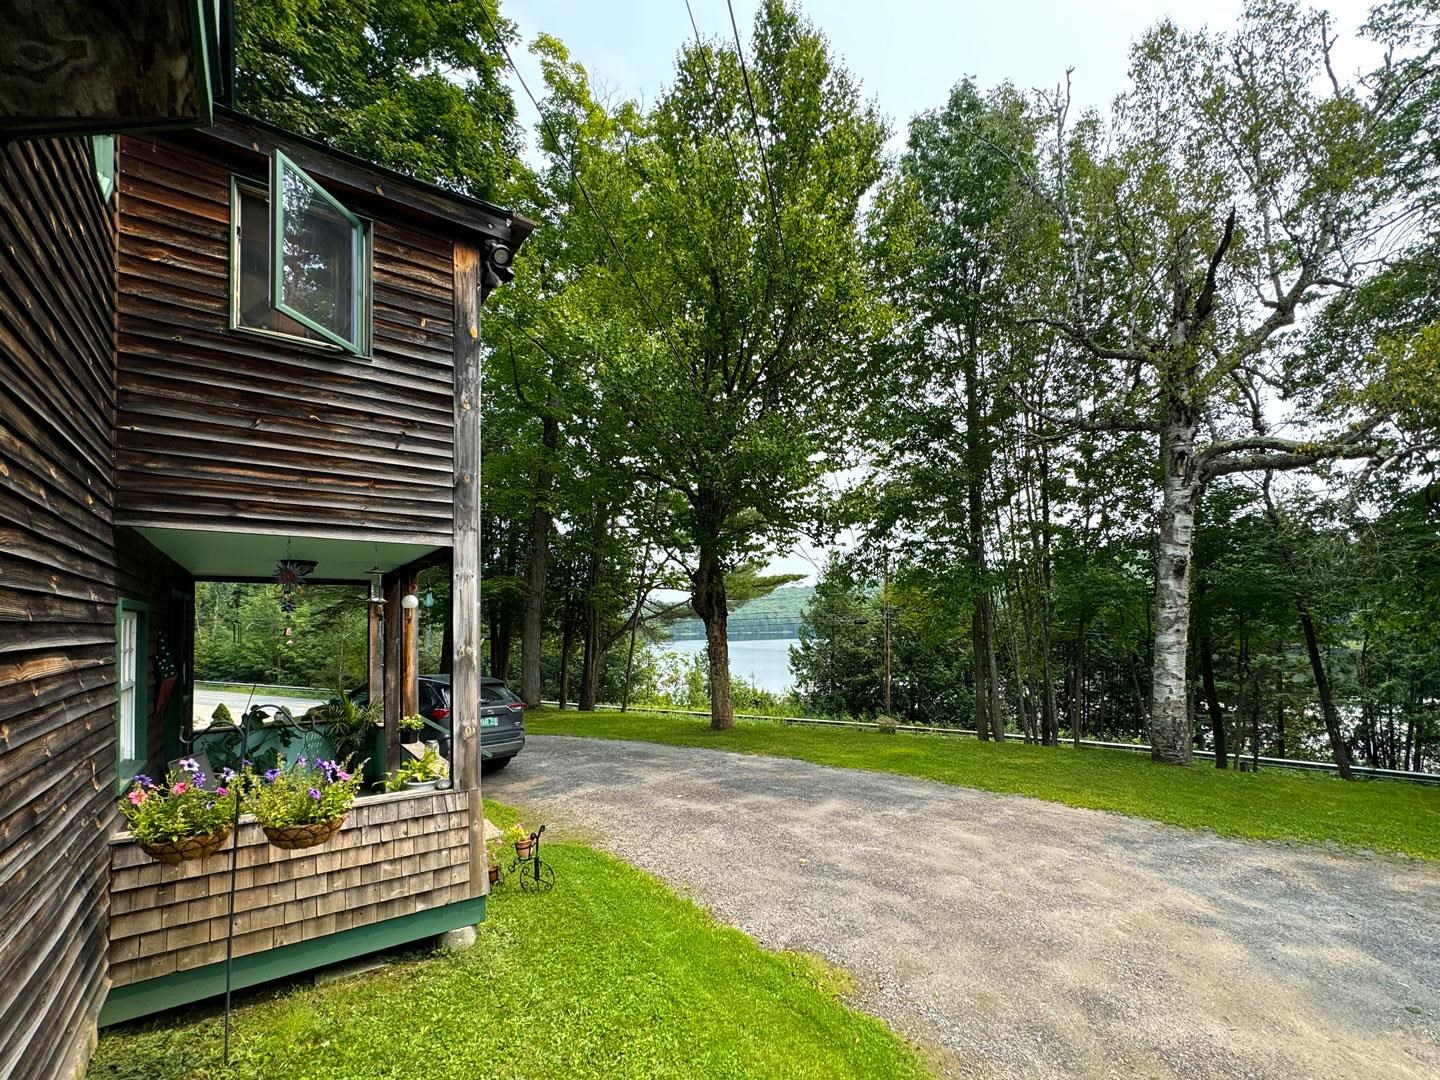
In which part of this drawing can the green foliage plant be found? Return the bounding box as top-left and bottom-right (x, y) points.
(211, 701), (233, 725)
(118, 759), (238, 843)
(244, 757), (364, 828)
(386, 747), (448, 789)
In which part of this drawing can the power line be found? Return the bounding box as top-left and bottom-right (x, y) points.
(477, 5), (683, 360)
(722, 0), (783, 233)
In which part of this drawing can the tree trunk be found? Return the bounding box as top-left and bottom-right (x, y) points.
(973, 604), (991, 741)
(692, 546), (733, 730)
(1261, 485), (1353, 780)
(520, 413), (559, 711)
(1296, 600), (1353, 779)
(579, 601), (601, 712)
(1199, 635), (1227, 768)
(1149, 397), (1200, 764)
(558, 607), (574, 710)
(578, 517), (605, 713)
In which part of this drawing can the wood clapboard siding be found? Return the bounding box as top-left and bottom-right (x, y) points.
(114, 134), (457, 546)
(0, 137), (118, 1080)
(108, 790), (472, 989)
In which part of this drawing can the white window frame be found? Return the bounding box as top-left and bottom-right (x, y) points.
(116, 604), (147, 787)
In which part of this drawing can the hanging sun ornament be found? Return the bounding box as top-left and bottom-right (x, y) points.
(275, 559), (317, 613)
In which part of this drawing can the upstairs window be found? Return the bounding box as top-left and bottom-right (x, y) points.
(231, 151), (372, 356)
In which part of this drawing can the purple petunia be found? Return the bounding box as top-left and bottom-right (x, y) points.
(307, 787), (321, 800)
(220, 767), (236, 783)
(180, 758), (200, 774)
(264, 768), (281, 784)
(134, 773), (154, 789)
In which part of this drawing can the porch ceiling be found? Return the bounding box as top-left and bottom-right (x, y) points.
(135, 527), (441, 581)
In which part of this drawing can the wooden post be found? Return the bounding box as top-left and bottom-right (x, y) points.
(401, 569), (420, 722)
(383, 573), (403, 776)
(452, 241), (485, 897)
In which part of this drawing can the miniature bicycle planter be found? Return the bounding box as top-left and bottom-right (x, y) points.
(493, 825), (554, 893)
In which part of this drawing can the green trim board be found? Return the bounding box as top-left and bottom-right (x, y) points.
(270, 150), (370, 355)
(100, 895), (486, 1026)
(115, 600), (151, 791)
(228, 172), (374, 358)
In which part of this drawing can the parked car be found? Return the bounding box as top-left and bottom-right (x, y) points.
(346, 674), (525, 772)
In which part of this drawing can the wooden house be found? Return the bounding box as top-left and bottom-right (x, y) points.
(1, 17), (531, 1077)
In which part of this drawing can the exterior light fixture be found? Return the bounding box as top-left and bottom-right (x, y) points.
(401, 593), (420, 610)
(368, 565), (385, 605)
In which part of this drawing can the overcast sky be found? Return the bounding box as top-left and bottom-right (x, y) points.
(500, 0), (1378, 582)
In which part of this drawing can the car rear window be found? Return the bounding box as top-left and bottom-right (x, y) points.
(481, 684), (519, 705)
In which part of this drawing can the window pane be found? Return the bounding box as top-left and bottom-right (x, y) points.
(276, 157), (359, 347)
(118, 611), (138, 762)
(236, 186), (324, 341)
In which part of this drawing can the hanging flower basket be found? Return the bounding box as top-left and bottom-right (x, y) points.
(243, 757), (363, 850)
(139, 824), (232, 865)
(119, 760), (239, 866)
(262, 816), (347, 850)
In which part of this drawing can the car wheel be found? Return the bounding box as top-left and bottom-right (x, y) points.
(482, 756), (512, 774)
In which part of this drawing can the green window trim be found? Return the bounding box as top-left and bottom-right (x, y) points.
(115, 600), (150, 791)
(90, 135), (115, 203)
(270, 150), (370, 355)
(227, 169), (374, 358)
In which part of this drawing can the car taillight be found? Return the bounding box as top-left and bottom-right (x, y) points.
(508, 702), (525, 711)
(431, 707), (451, 721)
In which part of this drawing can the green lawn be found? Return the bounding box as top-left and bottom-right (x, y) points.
(529, 708), (1440, 860)
(89, 800), (928, 1080)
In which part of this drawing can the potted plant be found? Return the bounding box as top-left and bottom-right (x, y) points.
(510, 823), (535, 860)
(244, 756), (363, 850)
(399, 713), (426, 738)
(117, 759), (239, 865)
(387, 746), (448, 792)
(312, 688), (380, 772)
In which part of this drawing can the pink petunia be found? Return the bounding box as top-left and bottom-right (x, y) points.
(171, 781), (189, 795)
(127, 789), (147, 806)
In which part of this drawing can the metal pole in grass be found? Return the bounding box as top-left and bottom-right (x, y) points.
(222, 705), (249, 1064)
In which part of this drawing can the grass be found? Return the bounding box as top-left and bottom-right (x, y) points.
(88, 800), (928, 1080)
(529, 708), (1440, 861)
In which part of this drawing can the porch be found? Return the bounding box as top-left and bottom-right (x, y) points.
(102, 788), (479, 1025)
(102, 526), (488, 1025)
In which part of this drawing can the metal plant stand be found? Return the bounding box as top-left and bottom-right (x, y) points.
(504, 825), (555, 893)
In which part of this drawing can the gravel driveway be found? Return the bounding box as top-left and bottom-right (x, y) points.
(488, 736), (1440, 1079)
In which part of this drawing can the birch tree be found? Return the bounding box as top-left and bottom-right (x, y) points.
(1029, 1), (1402, 763)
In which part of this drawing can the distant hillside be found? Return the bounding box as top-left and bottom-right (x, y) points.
(665, 585), (813, 642)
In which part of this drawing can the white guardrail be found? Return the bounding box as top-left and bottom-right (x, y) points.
(539, 700), (1440, 785)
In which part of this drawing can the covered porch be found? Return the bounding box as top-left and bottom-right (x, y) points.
(102, 526), (488, 1025)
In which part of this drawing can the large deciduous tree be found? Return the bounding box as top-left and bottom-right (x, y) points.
(1029, 1), (1405, 763)
(606, 0), (886, 729)
(866, 79), (1043, 742)
(235, 0), (521, 198)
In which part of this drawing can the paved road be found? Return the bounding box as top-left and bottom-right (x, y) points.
(490, 736), (1440, 1080)
(192, 688), (327, 726)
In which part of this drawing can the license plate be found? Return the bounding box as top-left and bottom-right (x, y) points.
(481, 717), (499, 728)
